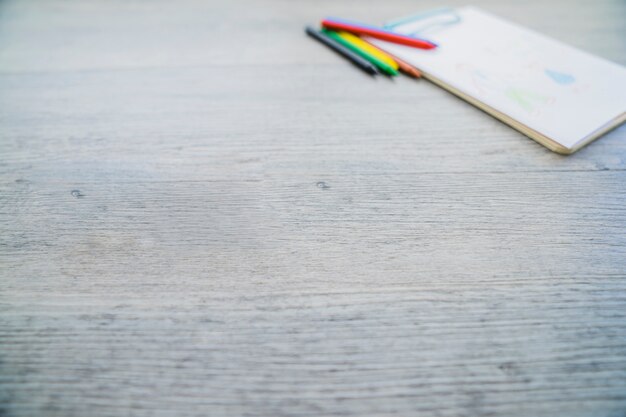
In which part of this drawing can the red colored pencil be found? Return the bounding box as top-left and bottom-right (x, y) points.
(321, 17), (437, 50)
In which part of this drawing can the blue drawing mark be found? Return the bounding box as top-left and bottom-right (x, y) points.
(545, 69), (575, 85)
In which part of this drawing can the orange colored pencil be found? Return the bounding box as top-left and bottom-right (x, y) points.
(360, 38), (422, 78)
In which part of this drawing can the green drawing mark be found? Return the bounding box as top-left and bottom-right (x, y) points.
(505, 88), (552, 112)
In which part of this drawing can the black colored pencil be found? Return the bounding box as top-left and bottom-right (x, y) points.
(305, 26), (378, 75)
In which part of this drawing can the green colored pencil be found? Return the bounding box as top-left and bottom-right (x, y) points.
(323, 29), (399, 76)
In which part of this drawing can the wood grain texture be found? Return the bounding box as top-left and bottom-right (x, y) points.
(1, 0), (625, 416)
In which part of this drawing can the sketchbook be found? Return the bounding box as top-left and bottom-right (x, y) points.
(368, 7), (626, 154)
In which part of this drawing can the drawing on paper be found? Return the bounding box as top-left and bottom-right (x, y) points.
(544, 69), (576, 85)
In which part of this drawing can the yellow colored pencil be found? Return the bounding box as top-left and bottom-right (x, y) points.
(324, 30), (398, 75)
(336, 31), (399, 71)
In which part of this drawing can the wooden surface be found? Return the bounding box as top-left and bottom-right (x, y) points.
(1, 0), (626, 416)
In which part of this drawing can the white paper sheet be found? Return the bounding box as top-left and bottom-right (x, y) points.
(369, 7), (626, 150)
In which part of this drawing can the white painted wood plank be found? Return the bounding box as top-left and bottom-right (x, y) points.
(1, 0), (625, 416)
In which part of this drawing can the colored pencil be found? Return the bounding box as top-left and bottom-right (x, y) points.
(321, 17), (437, 50)
(305, 26), (378, 75)
(323, 30), (399, 76)
(359, 38), (423, 78)
(336, 31), (399, 71)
